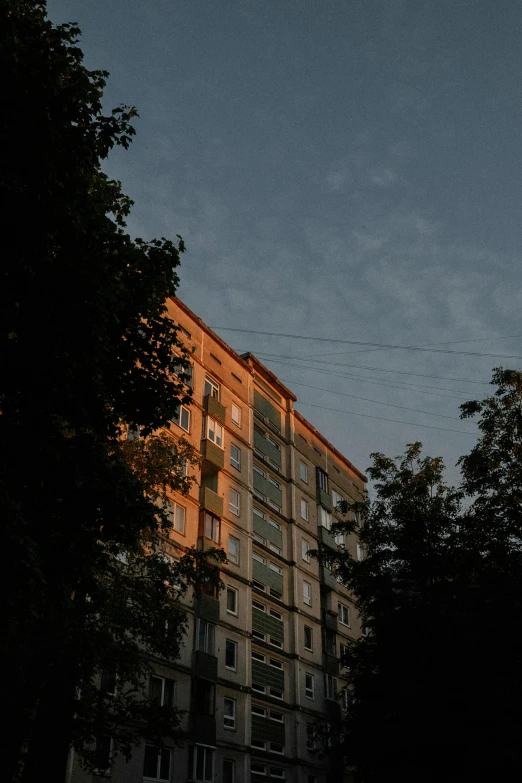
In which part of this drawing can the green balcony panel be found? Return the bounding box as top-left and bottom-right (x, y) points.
(321, 566), (337, 591)
(251, 715), (286, 745)
(190, 714), (216, 746)
(318, 525), (336, 550)
(252, 561), (283, 594)
(324, 611), (338, 633)
(317, 487), (333, 511)
(253, 472), (282, 508)
(202, 439), (224, 472)
(253, 516), (283, 549)
(254, 390), (282, 431)
(252, 660), (285, 692)
(205, 394), (226, 424)
(193, 650), (218, 680)
(252, 606), (284, 641)
(198, 593), (220, 622)
(325, 653), (339, 675)
(202, 486), (223, 516)
(253, 429), (282, 467)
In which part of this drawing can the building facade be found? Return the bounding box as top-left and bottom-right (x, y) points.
(70, 297), (366, 783)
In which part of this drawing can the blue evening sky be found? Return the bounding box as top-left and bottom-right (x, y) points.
(47, 0), (522, 489)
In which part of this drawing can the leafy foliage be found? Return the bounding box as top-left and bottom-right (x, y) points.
(325, 370), (522, 782)
(1, 2), (222, 780)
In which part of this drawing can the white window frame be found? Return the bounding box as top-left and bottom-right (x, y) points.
(325, 674), (337, 701)
(167, 500), (186, 535)
(230, 443), (241, 471)
(319, 506), (332, 530)
(304, 625), (313, 651)
(335, 530), (344, 547)
(196, 619), (216, 655)
(302, 540), (311, 563)
(300, 498), (309, 521)
(204, 375), (220, 400)
(143, 745), (171, 782)
(191, 745), (214, 783)
(149, 675), (174, 708)
(207, 416), (224, 448)
(269, 561), (282, 575)
(223, 697), (236, 730)
(305, 673), (315, 699)
(332, 489), (343, 508)
(228, 535), (240, 565)
(303, 581), (312, 606)
(338, 602), (350, 627)
(269, 608), (282, 621)
(225, 638), (237, 671)
(226, 586), (238, 616)
(172, 404), (190, 432)
(204, 512), (220, 543)
(357, 543), (364, 561)
(252, 704), (266, 717)
(229, 489), (240, 517)
(231, 403), (241, 426)
(299, 461), (308, 482)
(253, 552), (266, 565)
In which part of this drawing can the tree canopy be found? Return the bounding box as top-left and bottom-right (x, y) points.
(326, 368), (522, 782)
(1, 2), (222, 780)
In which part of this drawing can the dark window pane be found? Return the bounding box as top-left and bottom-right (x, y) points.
(164, 678), (175, 708)
(143, 745), (158, 778)
(223, 758), (235, 783)
(159, 748), (171, 780)
(149, 675), (163, 706)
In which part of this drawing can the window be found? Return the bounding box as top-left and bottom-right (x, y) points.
(269, 561), (282, 575)
(300, 498), (309, 521)
(269, 542), (282, 556)
(100, 666), (117, 696)
(325, 674), (338, 700)
(269, 657), (283, 670)
(252, 682), (266, 694)
(306, 723), (316, 751)
(253, 552), (266, 565)
(143, 746), (171, 781)
(316, 468), (328, 492)
(270, 608), (283, 621)
(335, 530), (344, 547)
(228, 535), (240, 565)
(253, 506), (266, 520)
(204, 512), (220, 543)
(223, 759), (235, 783)
(354, 509), (361, 528)
(270, 710), (284, 723)
(252, 650), (266, 663)
(303, 581), (312, 606)
(357, 543), (364, 561)
(253, 532), (266, 546)
(230, 444), (241, 471)
(207, 416), (223, 448)
(226, 586), (238, 615)
(319, 506), (332, 530)
(224, 697), (236, 729)
(361, 625), (369, 637)
(231, 403), (241, 426)
(190, 745), (214, 782)
(340, 642), (350, 661)
(302, 540), (311, 563)
(270, 743), (284, 754)
(252, 580), (266, 593)
(332, 489), (343, 508)
(225, 639), (237, 670)
(253, 599), (265, 612)
(304, 625), (313, 651)
(196, 619), (215, 655)
(270, 769), (285, 780)
(172, 404), (190, 432)
(149, 676), (174, 708)
(269, 518), (282, 532)
(299, 461), (308, 482)
(194, 680), (215, 715)
(270, 687), (283, 700)
(167, 500), (186, 535)
(341, 689), (352, 712)
(229, 489), (240, 516)
(338, 602), (350, 626)
(325, 632), (336, 656)
(305, 673), (315, 699)
(204, 376), (220, 399)
(252, 704), (266, 717)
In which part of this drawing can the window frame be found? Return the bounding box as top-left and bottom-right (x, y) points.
(338, 602), (350, 627)
(299, 461), (308, 483)
(203, 512), (220, 544)
(223, 696), (236, 730)
(231, 403), (241, 426)
(191, 745), (214, 783)
(226, 585), (238, 616)
(303, 581), (312, 606)
(204, 375), (220, 400)
(143, 746), (171, 782)
(167, 500), (186, 535)
(196, 618), (216, 655)
(228, 534), (240, 565)
(305, 673), (315, 700)
(229, 488), (240, 516)
(300, 498), (309, 521)
(230, 443), (241, 471)
(225, 638), (237, 671)
(304, 625), (313, 651)
(172, 404), (190, 432)
(301, 540), (311, 563)
(207, 416), (224, 448)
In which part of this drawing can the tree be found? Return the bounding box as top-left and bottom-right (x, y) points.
(327, 370), (522, 782)
(1, 2), (223, 780)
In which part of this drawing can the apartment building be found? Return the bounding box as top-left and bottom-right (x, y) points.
(70, 297), (366, 783)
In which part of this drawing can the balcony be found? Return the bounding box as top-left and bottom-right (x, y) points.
(201, 486), (223, 516)
(201, 439), (224, 473)
(190, 713), (216, 746)
(324, 652), (339, 675)
(197, 593), (220, 622)
(204, 394), (226, 424)
(253, 429), (282, 467)
(324, 610), (338, 633)
(317, 487), (333, 511)
(318, 525), (336, 550)
(193, 650), (218, 681)
(321, 566), (337, 591)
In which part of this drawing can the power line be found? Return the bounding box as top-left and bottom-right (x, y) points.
(296, 401), (477, 436)
(245, 350), (492, 385)
(260, 358), (474, 399)
(277, 377), (463, 421)
(213, 325), (522, 360)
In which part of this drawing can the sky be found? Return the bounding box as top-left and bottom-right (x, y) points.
(48, 0), (522, 491)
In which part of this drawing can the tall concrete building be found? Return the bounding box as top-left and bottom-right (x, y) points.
(71, 297), (366, 783)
